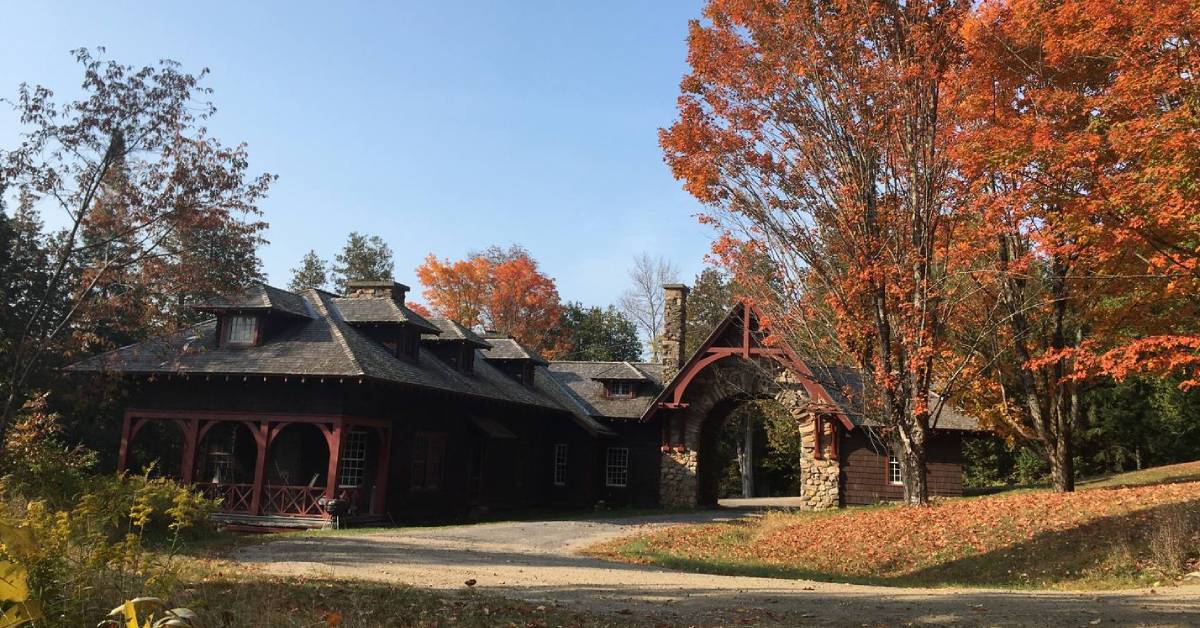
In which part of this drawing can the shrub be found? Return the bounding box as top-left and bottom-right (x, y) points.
(0, 394), (96, 509)
(3, 472), (216, 625)
(1145, 504), (1199, 575)
(0, 399), (218, 626)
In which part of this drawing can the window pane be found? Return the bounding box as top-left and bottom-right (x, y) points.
(411, 434), (428, 490)
(339, 429), (368, 488)
(605, 447), (629, 487)
(553, 443), (568, 486)
(225, 315), (256, 344)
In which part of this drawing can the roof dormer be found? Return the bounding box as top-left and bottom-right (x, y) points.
(192, 282), (312, 348)
(331, 281), (442, 360)
(422, 318), (492, 373)
(480, 334), (547, 387)
(592, 361), (650, 398)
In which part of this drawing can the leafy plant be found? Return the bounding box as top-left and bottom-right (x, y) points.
(100, 598), (202, 628)
(0, 522), (44, 627)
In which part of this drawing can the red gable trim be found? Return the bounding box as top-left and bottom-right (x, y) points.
(641, 299), (853, 430)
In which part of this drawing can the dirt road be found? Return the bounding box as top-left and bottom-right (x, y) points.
(236, 511), (1200, 627)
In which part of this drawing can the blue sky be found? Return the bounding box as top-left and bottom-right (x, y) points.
(0, 1), (715, 308)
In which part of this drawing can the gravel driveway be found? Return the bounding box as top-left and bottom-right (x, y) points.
(236, 511), (1200, 627)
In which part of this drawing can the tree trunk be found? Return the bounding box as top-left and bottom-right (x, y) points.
(901, 437), (930, 505)
(1048, 430), (1074, 492)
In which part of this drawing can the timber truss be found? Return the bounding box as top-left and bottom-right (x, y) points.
(643, 299), (854, 460)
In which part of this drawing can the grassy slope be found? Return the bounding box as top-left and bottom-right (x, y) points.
(588, 461), (1200, 590)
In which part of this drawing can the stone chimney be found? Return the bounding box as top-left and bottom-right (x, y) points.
(661, 283), (689, 379)
(345, 280), (408, 304)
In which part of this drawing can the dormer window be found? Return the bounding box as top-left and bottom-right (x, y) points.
(223, 314), (258, 347)
(606, 380), (635, 398)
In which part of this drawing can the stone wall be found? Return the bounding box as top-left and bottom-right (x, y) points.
(661, 284), (689, 379)
(774, 372), (840, 510)
(655, 365), (841, 510)
(658, 448), (699, 508)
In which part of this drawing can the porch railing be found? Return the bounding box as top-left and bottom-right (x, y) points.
(197, 483), (363, 518)
(198, 483), (255, 513)
(262, 485), (326, 517)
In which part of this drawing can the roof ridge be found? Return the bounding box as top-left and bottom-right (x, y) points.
(306, 290), (366, 377)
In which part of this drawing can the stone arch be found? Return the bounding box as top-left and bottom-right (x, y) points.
(651, 301), (848, 510)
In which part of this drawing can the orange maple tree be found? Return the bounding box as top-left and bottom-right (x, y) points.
(951, 0), (1200, 490)
(662, 0), (974, 504)
(415, 246), (566, 357)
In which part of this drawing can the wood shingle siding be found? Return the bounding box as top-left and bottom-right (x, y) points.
(840, 430), (964, 505)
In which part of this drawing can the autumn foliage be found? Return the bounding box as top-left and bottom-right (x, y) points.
(666, 0), (1200, 495)
(415, 246), (566, 357)
(597, 474), (1200, 588)
(662, 0), (973, 503)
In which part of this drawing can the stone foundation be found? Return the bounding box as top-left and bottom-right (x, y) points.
(798, 456), (840, 510)
(658, 448), (699, 508)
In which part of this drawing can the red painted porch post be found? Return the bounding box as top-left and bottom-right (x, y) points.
(371, 426), (392, 515)
(249, 421), (269, 516)
(325, 419), (344, 500)
(179, 418), (199, 485)
(117, 411), (133, 473)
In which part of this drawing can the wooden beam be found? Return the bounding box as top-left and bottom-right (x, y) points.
(372, 426), (392, 516)
(249, 421), (269, 516)
(325, 418), (344, 500)
(742, 301), (751, 358)
(117, 411), (132, 473)
(179, 418), (199, 485)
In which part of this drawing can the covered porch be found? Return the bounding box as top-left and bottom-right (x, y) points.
(119, 409), (392, 527)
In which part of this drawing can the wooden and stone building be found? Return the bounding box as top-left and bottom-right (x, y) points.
(69, 279), (980, 527)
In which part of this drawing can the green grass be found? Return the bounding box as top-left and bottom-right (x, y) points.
(588, 462), (1200, 591)
(1078, 460), (1200, 489)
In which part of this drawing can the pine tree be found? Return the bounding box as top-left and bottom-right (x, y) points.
(558, 303), (642, 361)
(332, 232), (393, 293)
(288, 250), (329, 292)
(684, 268), (733, 359)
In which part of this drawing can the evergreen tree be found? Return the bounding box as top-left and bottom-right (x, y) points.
(332, 232), (393, 293)
(288, 250), (330, 292)
(558, 303), (642, 362)
(684, 268), (733, 358)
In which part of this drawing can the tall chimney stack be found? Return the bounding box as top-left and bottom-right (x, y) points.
(344, 280), (408, 304)
(661, 283), (689, 379)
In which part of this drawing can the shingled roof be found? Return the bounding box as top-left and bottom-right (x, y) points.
(546, 361), (665, 419)
(808, 365), (981, 432)
(423, 318), (492, 348)
(193, 282), (312, 319)
(67, 286), (588, 425)
(591, 361), (651, 381)
(330, 297), (442, 334)
(480, 335), (549, 365)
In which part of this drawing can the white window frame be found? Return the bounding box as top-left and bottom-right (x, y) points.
(605, 447), (629, 487)
(887, 453), (903, 485)
(339, 428), (369, 488)
(224, 314), (258, 346)
(607, 381), (633, 398)
(553, 443), (568, 487)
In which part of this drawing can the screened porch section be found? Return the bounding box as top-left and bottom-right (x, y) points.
(119, 410), (392, 522)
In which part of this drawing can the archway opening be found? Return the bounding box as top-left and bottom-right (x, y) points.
(127, 420), (185, 479)
(267, 423), (329, 487)
(697, 396), (801, 505)
(196, 422), (257, 484)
